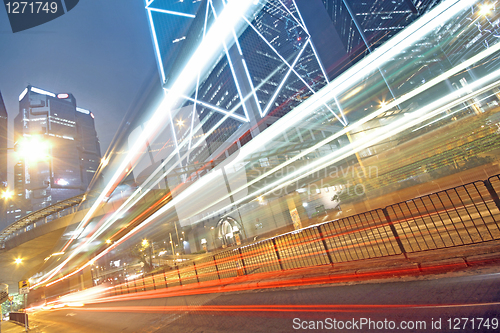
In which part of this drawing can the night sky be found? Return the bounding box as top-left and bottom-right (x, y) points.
(0, 0), (161, 183)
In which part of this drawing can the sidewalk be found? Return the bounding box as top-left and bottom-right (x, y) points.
(0, 321), (27, 333)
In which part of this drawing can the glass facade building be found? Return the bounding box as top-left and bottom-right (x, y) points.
(126, 0), (500, 253)
(146, 0), (348, 166)
(0, 91), (8, 228)
(321, 0), (443, 66)
(12, 86), (101, 222)
(0, 91), (7, 191)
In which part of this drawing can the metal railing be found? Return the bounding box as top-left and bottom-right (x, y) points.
(8, 312), (28, 328)
(109, 174), (500, 295)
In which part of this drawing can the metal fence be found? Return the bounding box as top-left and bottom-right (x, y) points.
(9, 312), (28, 328)
(111, 174), (500, 296)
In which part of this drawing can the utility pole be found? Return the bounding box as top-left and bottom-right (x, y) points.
(174, 222), (181, 253)
(169, 233), (175, 255)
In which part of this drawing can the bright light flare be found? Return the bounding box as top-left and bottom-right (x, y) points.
(101, 157), (109, 167)
(1, 189), (13, 200)
(16, 136), (50, 163)
(479, 3), (494, 15)
(15, 258), (22, 264)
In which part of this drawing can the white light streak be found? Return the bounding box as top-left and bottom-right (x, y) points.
(19, 88), (28, 101)
(147, 7), (196, 18)
(260, 40), (307, 118)
(76, 107), (90, 114)
(30, 86), (55, 97)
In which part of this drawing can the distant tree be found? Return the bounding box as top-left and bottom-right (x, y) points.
(129, 239), (153, 273)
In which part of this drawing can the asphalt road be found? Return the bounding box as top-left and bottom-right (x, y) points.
(23, 268), (500, 333)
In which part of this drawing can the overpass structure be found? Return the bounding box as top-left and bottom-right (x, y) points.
(0, 194), (87, 249)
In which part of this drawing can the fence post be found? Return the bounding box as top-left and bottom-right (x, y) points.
(142, 276), (146, 291)
(163, 268), (168, 288)
(176, 262), (182, 286)
(271, 238), (284, 270)
(193, 262), (200, 283)
(382, 208), (407, 258)
(152, 273), (156, 290)
(485, 179), (500, 210)
(316, 225), (334, 265)
(213, 256), (221, 280)
(238, 248), (247, 275)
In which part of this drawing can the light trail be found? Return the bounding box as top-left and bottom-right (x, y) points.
(32, 257), (500, 315)
(51, 302), (500, 314)
(33, 0), (262, 288)
(33, 0), (500, 290)
(185, 63), (500, 222)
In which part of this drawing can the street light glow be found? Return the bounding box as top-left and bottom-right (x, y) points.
(1, 189), (13, 200)
(15, 258), (22, 264)
(16, 136), (50, 163)
(101, 157), (109, 167)
(142, 239), (149, 247)
(479, 3), (494, 15)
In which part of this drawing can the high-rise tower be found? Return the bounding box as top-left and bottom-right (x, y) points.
(146, 0), (348, 165)
(12, 85), (101, 221)
(0, 91), (7, 191)
(321, 0), (443, 66)
(0, 91), (8, 229)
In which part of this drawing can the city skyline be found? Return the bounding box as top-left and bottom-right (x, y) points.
(0, 0), (161, 189)
(0, 1), (499, 327)
(3, 85), (101, 228)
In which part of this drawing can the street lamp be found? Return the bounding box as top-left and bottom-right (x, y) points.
(16, 136), (50, 164)
(1, 189), (13, 200)
(14, 258), (22, 264)
(479, 3), (494, 15)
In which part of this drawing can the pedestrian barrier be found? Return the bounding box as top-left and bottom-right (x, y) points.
(111, 174), (500, 296)
(9, 312), (28, 328)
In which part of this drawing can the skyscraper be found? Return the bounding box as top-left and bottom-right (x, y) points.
(0, 91), (8, 228)
(12, 85), (101, 221)
(321, 0), (443, 66)
(0, 91), (7, 191)
(146, 0), (348, 165)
